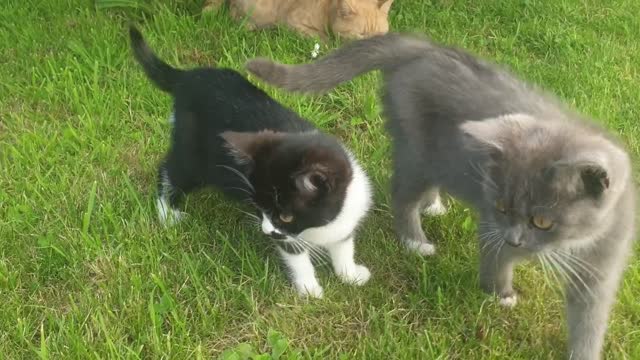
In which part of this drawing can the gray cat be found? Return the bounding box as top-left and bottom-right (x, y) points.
(245, 34), (637, 359)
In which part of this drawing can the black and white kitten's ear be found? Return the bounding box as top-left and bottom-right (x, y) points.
(220, 130), (284, 164)
(294, 164), (332, 195)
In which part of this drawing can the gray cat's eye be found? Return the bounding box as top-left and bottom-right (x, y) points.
(495, 199), (506, 214)
(530, 215), (553, 230)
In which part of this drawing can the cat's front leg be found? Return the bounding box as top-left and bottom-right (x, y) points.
(278, 245), (323, 298)
(478, 238), (519, 307)
(565, 269), (619, 360)
(326, 236), (371, 285)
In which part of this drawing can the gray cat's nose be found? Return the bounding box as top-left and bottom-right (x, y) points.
(506, 238), (522, 247)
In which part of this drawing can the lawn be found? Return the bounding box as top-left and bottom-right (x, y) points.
(1, 0), (639, 358)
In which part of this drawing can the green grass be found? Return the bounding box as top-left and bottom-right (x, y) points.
(1, 0), (639, 358)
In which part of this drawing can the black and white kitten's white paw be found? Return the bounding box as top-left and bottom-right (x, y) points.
(337, 264), (371, 286)
(498, 293), (518, 308)
(156, 197), (186, 226)
(404, 239), (436, 256)
(294, 280), (324, 299)
(423, 195), (447, 216)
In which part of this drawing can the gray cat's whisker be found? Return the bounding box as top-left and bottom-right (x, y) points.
(546, 252), (571, 285)
(551, 251), (600, 299)
(544, 253), (571, 293)
(555, 250), (603, 279)
(548, 251), (594, 302)
(483, 235), (499, 253)
(541, 253), (564, 291)
(537, 254), (556, 290)
(481, 233), (502, 252)
(469, 160), (498, 192)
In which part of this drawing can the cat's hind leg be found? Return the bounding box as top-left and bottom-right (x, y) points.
(421, 188), (448, 216)
(156, 159), (197, 226)
(391, 150), (436, 256)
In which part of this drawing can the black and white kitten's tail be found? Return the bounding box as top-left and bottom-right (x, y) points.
(129, 26), (182, 93)
(245, 33), (434, 94)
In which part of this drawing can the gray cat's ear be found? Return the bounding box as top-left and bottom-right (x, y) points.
(460, 115), (538, 157)
(220, 130), (284, 164)
(459, 120), (504, 155)
(552, 154), (611, 197)
(579, 163), (610, 196)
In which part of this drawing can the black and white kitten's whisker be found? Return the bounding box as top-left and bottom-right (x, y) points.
(300, 241), (330, 266)
(236, 208), (261, 222)
(225, 186), (254, 196)
(294, 236), (330, 266)
(216, 164), (255, 192)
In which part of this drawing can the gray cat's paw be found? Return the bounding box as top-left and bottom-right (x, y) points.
(498, 293), (518, 308)
(423, 196), (447, 216)
(404, 239), (436, 256)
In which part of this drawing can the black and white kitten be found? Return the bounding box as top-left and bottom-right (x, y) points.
(129, 27), (372, 298)
(246, 34), (637, 359)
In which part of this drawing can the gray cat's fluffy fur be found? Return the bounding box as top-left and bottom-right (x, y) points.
(246, 33), (637, 359)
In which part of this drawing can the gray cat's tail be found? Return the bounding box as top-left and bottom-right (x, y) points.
(245, 33), (433, 94)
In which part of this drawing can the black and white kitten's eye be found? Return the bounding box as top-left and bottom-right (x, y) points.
(279, 213), (294, 223)
(531, 215), (553, 230)
(495, 199), (506, 214)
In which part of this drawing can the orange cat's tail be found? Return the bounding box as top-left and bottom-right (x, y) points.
(245, 33), (433, 94)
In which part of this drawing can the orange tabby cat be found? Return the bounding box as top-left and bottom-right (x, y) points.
(203, 0), (393, 39)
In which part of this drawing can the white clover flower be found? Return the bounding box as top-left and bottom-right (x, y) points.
(311, 43), (320, 59)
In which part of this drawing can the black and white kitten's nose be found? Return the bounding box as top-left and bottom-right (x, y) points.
(270, 231), (287, 240)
